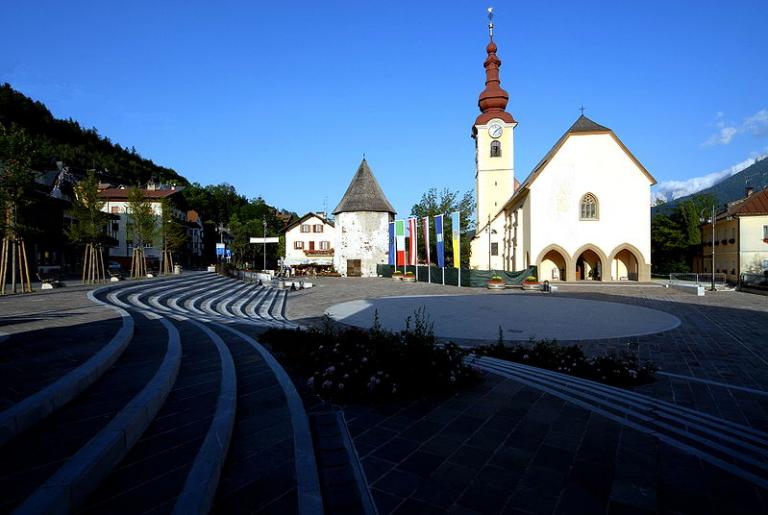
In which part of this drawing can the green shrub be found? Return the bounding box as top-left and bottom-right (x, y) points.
(261, 308), (482, 402)
(475, 339), (657, 387)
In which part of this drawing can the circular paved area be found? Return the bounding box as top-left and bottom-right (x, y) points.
(326, 293), (681, 342)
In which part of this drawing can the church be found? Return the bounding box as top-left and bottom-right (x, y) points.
(469, 13), (656, 282)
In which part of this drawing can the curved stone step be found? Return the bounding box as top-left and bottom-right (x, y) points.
(81, 315), (234, 515)
(211, 323), (323, 514)
(0, 285), (134, 447)
(0, 312), (178, 513)
(472, 355), (768, 490)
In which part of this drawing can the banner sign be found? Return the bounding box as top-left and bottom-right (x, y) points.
(451, 211), (460, 268)
(434, 214), (445, 268)
(422, 216), (431, 266)
(388, 222), (395, 265)
(249, 237), (279, 244)
(408, 217), (417, 266)
(395, 220), (406, 266)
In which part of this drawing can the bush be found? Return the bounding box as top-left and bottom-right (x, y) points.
(475, 338), (657, 387)
(260, 308), (482, 402)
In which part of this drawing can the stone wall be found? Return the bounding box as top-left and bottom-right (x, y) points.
(334, 211), (392, 277)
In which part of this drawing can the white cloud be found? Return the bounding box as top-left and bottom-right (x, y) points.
(653, 150), (768, 203)
(702, 108), (768, 146)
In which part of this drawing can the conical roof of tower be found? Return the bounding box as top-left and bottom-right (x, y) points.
(475, 26), (516, 126)
(333, 159), (395, 215)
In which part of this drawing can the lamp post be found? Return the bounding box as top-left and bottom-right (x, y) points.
(262, 219), (267, 272)
(700, 205), (716, 291)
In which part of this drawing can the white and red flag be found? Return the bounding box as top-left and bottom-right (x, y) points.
(408, 217), (417, 266)
(422, 216), (431, 266)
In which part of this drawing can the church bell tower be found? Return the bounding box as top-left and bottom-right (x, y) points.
(473, 8), (516, 229)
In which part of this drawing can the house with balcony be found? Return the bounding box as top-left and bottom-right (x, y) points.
(696, 186), (768, 283)
(282, 212), (335, 272)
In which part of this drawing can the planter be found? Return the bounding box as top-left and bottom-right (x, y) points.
(487, 280), (506, 290)
(392, 274), (403, 281)
(402, 275), (416, 283)
(521, 282), (542, 291)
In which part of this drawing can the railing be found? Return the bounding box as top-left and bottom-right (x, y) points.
(740, 272), (768, 291)
(668, 272), (727, 289)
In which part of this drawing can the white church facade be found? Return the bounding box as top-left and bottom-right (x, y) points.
(469, 15), (655, 282)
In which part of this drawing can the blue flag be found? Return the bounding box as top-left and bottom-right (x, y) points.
(388, 221), (395, 265)
(434, 214), (445, 268)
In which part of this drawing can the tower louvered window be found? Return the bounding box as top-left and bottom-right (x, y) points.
(490, 140), (501, 157)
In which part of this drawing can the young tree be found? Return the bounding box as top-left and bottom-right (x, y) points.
(157, 198), (187, 275)
(66, 171), (109, 283)
(410, 188), (476, 268)
(0, 123), (35, 294)
(126, 187), (155, 278)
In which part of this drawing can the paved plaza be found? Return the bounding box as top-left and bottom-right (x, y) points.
(0, 273), (767, 514)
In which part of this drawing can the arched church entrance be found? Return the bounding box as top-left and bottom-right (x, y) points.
(608, 244), (647, 281)
(540, 249), (567, 281)
(613, 250), (638, 281)
(575, 249), (603, 281)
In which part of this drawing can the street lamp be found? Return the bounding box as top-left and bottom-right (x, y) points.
(262, 219), (267, 272)
(700, 205), (716, 291)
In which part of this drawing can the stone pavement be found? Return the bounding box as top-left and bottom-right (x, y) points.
(346, 374), (768, 514)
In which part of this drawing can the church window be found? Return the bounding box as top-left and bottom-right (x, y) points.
(580, 193), (599, 220)
(491, 243), (498, 256)
(490, 140), (501, 157)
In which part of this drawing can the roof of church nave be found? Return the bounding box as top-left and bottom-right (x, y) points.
(333, 158), (396, 215)
(478, 114), (657, 232)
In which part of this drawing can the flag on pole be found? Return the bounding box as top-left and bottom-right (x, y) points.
(395, 220), (406, 266)
(434, 214), (445, 268)
(408, 217), (417, 266)
(451, 211), (460, 268)
(422, 217), (431, 266)
(388, 221), (395, 265)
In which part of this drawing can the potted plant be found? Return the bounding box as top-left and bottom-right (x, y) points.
(487, 275), (506, 290)
(522, 275), (541, 291)
(392, 270), (403, 281)
(402, 271), (416, 282)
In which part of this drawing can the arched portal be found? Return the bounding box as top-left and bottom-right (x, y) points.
(540, 249), (567, 281)
(575, 249), (603, 281)
(535, 244), (573, 282)
(608, 243), (648, 281)
(613, 249), (638, 281)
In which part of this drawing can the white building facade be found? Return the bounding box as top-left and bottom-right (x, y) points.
(283, 213), (335, 268)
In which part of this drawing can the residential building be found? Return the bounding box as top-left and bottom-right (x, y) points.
(283, 212), (335, 270)
(697, 187), (768, 282)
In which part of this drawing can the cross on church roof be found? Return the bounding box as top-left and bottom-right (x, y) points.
(579, 105), (585, 115)
(488, 7), (494, 39)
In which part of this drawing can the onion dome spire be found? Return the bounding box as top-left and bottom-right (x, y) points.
(475, 8), (515, 125)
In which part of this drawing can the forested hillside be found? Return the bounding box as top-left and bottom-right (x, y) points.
(0, 83), (186, 185)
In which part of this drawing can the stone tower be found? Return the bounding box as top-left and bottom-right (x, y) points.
(333, 159), (395, 277)
(473, 9), (516, 229)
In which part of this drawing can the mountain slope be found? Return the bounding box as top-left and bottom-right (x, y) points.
(653, 157), (768, 215)
(0, 83), (186, 185)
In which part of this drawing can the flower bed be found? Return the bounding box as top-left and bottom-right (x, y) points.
(260, 309), (482, 402)
(392, 271), (403, 281)
(402, 271), (416, 282)
(474, 339), (657, 387)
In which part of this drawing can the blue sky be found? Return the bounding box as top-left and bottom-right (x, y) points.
(2, 1), (767, 217)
